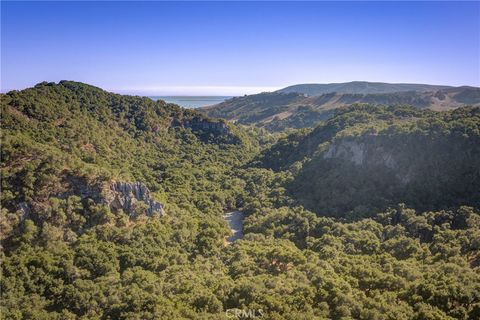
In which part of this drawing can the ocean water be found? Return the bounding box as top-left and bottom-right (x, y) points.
(149, 96), (232, 109)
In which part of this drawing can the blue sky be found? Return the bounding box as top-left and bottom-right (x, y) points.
(2, 1), (479, 95)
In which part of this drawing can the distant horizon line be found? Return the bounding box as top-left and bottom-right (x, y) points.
(113, 86), (282, 96)
(0, 84), (282, 96)
(2, 80), (479, 96)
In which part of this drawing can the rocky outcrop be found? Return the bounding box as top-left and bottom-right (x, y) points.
(324, 137), (398, 170)
(16, 180), (165, 221)
(324, 140), (367, 166)
(17, 202), (31, 222)
(104, 181), (165, 217)
(174, 116), (230, 135)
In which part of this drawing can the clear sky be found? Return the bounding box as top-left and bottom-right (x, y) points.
(2, 1), (479, 95)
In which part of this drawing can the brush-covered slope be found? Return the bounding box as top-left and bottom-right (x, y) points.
(201, 84), (480, 132)
(254, 105), (480, 218)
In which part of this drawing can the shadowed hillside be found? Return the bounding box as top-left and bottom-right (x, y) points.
(254, 105), (480, 218)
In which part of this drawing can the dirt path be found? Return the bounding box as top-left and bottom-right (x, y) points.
(224, 210), (244, 243)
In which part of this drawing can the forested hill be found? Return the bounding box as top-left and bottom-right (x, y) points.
(201, 85), (480, 132)
(254, 105), (480, 217)
(2, 82), (480, 319)
(0, 81), (261, 317)
(1, 79), (257, 218)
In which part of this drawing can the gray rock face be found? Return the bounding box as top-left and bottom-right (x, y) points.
(322, 137), (418, 185)
(16, 180), (165, 220)
(178, 117), (230, 135)
(17, 202), (31, 221)
(324, 140), (367, 165)
(324, 138), (398, 169)
(105, 181), (165, 217)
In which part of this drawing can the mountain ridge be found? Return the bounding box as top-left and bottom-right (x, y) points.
(201, 82), (480, 132)
(277, 81), (463, 95)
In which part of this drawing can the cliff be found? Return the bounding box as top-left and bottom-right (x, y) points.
(170, 115), (242, 144)
(104, 181), (165, 217)
(180, 117), (230, 135)
(16, 180), (165, 223)
(290, 131), (480, 217)
(323, 138), (398, 170)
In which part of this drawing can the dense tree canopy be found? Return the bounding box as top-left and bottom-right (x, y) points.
(1, 82), (479, 319)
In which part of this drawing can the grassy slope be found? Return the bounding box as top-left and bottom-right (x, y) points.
(201, 86), (480, 132)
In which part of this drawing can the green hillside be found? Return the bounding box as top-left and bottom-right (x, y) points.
(255, 105), (480, 218)
(1, 83), (480, 319)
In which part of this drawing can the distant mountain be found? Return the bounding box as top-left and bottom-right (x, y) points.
(277, 81), (453, 95)
(201, 84), (480, 132)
